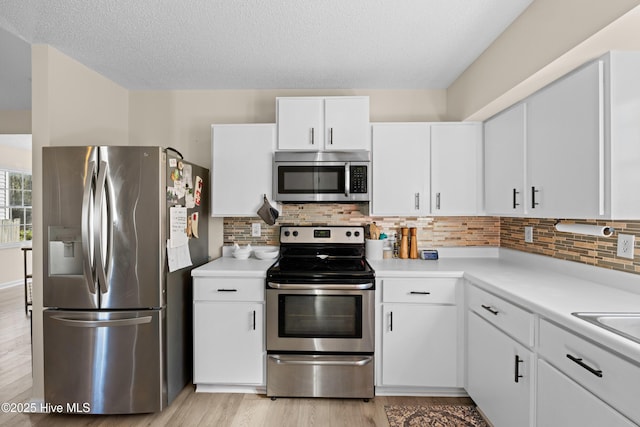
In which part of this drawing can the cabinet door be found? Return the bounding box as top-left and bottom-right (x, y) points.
(467, 311), (532, 427)
(277, 98), (324, 150)
(527, 61), (603, 218)
(324, 97), (370, 150)
(537, 360), (635, 427)
(484, 104), (526, 216)
(211, 124), (275, 216)
(430, 123), (482, 215)
(381, 303), (458, 387)
(371, 123), (429, 216)
(193, 302), (264, 385)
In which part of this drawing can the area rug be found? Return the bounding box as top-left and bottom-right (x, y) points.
(385, 405), (488, 427)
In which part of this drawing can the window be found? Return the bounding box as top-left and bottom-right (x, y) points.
(0, 170), (32, 245)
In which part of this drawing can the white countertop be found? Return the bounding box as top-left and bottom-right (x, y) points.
(192, 247), (640, 362)
(191, 256), (276, 278)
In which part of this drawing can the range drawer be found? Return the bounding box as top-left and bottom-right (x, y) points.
(539, 318), (640, 425)
(467, 284), (534, 347)
(381, 278), (458, 304)
(193, 277), (264, 302)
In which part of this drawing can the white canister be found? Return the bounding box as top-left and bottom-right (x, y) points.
(365, 239), (384, 260)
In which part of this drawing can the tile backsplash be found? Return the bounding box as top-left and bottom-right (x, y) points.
(223, 204), (640, 275)
(224, 203), (500, 248)
(501, 218), (640, 275)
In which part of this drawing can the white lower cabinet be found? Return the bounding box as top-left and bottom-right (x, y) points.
(537, 359), (636, 427)
(382, 304), (458, 387)
(193, 277), (265, 391)
(466, 284), (534, 427)
(537, 318), (640, 425)
(377, 278), (462, 392)
(467, 311), (532, 427)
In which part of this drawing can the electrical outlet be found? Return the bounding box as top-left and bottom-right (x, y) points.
(524, 226), (533, 243)
(617, 233), (635, 259)
(251, 223), (261, 237)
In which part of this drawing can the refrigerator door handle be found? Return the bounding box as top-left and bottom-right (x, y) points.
(81, 160), (97, 294)
(50, 315), (153, 328)
(95, 160), (110, 294)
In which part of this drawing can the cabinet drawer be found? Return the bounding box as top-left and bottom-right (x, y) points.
(537, 359), (636, 427)
(381, 278), (458, 304)
(194, 277), (264, 302)
(467, 285), (534, 347)
(538, 319), (640, 425)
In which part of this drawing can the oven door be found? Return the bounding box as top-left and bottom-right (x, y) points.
(266, 283), (374, 353)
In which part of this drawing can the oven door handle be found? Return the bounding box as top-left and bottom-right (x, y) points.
(268, 355), (373, 366)
(267, 282), (374, 290)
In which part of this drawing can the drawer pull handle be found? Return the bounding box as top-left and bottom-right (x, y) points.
(514, 355), (524, 383)
(217, 289), (238, 292)
(410, 291), (431, 295)
(481, 304), (499, 315)
(566, 354), (603, 378)
(252, 310), (256, 330)
(389, 311), (393, 332)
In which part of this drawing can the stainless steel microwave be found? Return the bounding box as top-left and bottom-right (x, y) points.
(273, 151), (371, 202)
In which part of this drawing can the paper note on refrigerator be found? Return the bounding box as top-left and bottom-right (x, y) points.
(169, 206), (189, 248)
(167, 240), (192, 272)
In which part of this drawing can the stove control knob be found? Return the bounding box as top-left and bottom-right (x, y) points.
(292, 231), (298, 237)
(346, 231), (352, 237)
(354, 231), (360, 237)
(284, 231), (290, 237)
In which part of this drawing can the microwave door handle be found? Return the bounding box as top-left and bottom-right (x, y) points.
(81, 160), (97, 294)
(344, 163), (350, 198)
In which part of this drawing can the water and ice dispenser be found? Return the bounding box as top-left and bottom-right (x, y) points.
(48, 226), (83, 276)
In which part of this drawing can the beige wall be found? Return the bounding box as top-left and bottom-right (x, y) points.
(0, 144), (32, 286)
(0, 143), (31, 171)
(447, 0), (640, 121)
(31, 45), (130, 400)
(0, 110), (31, 134)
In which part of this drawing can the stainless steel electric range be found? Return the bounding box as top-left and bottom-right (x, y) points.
(265, 225), (375, 399)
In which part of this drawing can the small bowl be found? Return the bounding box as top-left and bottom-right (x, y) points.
(233, 250), (251, 260)
(254, 249), (279, 260)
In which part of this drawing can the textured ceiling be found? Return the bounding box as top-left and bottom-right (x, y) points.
(0, 0), (533, 108)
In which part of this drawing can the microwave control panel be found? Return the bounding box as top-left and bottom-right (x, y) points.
(350, 166), (368, 193)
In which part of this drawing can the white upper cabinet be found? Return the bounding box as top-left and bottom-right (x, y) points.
(484, 104), (526, 216)
(211, 124), (275, 216)
(484, 51), (640, 220)
(430, 123), (483, 216)
(276, 96), (370, 151)
(371, 123), (430, 216)
(527, 60), (603, 219)
(276, 98), (324, 150)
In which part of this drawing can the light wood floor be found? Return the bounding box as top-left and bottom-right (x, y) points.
(0, 285), (473, 426)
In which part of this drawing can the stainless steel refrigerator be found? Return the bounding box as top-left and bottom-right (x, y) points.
(42, 146), (209, 414)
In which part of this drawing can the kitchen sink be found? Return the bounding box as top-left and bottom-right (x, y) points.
(572, 312), (640, 345)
